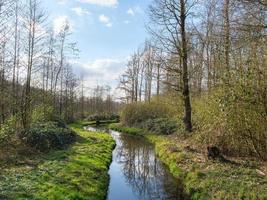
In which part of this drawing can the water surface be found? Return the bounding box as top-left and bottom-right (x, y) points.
(86, 126), (184, 200)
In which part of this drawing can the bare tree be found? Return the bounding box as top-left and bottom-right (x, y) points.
(148, 0), (195, 132)
(21, 0), (46, 128)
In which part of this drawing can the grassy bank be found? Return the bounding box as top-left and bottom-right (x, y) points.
(110, 123), (267, 200)
(109, 123), (143, 136)
(0, 122), (115, 200)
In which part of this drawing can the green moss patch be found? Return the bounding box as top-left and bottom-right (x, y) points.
(109, 123), (144, 136)
(0, 123), (115, 200)
(146, 135), (267, 200)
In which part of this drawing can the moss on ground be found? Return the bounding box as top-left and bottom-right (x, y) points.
(146, 135), (267, 200)
(0, 122), (115, 200)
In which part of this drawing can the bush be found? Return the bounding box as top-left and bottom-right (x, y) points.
(51, 116), (67, 128)
(121, 101), (174, 126)
(193, 83), (267, 160)
(139, 118), (178, 135)
(0, 116), (17, 145)
(86, 113), (120, 122)
(31, 105), (67, 127)
(31, 105), (55, 123)
(22, 121), (76, 152)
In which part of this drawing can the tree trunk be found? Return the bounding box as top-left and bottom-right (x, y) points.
(224, 0), (230, 72)
(156, 64), (160, 98)
(180, 0), (192, 132)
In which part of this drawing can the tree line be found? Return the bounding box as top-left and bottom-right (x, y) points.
(119, 0), (266, 159)
(0, 0), (119, 133)
(0, 0), (80, 128)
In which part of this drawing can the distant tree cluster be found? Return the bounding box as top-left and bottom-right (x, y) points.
(78, 84), (121, 118)
(0, 0), (81, 135)
(0, 0), (121, 135)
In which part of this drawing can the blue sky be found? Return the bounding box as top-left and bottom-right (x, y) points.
(44, 0), (152, 94)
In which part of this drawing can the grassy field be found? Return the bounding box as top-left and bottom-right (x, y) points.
(110, 123), (267, 200)
(0, 123), (115, 200)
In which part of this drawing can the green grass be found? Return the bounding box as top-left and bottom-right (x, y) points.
(146, 135), (267, 200)
(0, 122), (115, 200)
(109, 123), (144, 136)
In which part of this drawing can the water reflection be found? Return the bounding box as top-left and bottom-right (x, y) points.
(85, 126), (184, 200)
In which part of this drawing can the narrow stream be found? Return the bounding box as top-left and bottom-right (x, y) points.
(85, 126), (185, 200)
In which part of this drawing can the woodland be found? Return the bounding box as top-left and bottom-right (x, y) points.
(0, 0), (266, 199)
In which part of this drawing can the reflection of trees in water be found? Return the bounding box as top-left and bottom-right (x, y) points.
(115, 134), (183, 200)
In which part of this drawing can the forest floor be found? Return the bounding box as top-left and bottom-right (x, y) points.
(0, 122), (115, 200)
(109, 123), (267, 200)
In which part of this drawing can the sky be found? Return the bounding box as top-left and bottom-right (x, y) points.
(44, 0), (152, 95)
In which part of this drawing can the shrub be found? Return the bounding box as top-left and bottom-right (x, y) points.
(0, 116), (17, 145)
(120, 101), (174, 126)
(31, 105), (67, 127)
(139, 118), (178, 135)
(51, 116), (67, 128)
(31, 105), (55, 123)
(86, 113), (120, 122)
(193, 83), (267, 160)
(22, 121), (76, 152)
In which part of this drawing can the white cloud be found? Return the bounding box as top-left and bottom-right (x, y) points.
(106, 23), (113, 27)
(99, 15), (109, 23)
(127, 8), (135, 16)
(71, 7), (91, 16)
(57, 0), (68, 5)
(53, 16), (73, 34)
(124, 20), (130, 24)
(72, 58), (127, 95)
(99, 14), (112, 27)
(127, 6), (142, 16)
(78, 0), (118, 7)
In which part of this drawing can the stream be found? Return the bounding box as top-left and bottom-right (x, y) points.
(85, 126), (185, 200)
